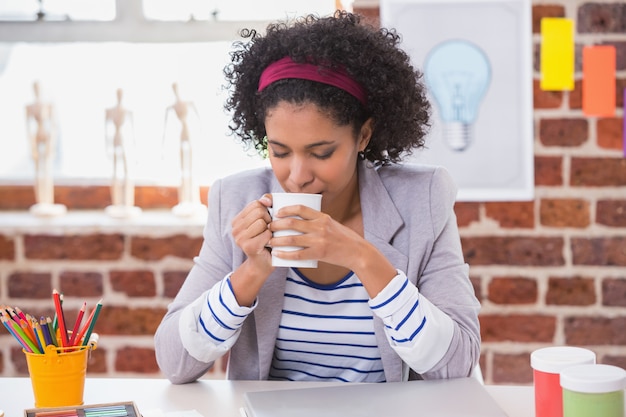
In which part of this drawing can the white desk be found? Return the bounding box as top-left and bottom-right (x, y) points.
(1, 377), (532, 417)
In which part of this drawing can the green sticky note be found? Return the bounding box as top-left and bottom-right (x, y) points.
(540, 18), (575, 91)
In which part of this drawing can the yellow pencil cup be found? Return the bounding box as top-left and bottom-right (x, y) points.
(24, 344), (95, 408)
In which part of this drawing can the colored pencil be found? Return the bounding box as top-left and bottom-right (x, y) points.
(1, 316), (33, 352)
(40, 316), (53, 347)
(14, 307), (28, 322)
(19, 320), (41, 353)
(52, 289), (70, 347)
(81, 299), (102, 346)
(3, 316), (40, 353)
(69, 301), (86, 346)
(32, 318), (46, 351)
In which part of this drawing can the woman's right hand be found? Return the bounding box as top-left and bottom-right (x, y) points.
(229, 194), (274, 306)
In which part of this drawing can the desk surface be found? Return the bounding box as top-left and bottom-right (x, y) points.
(1, 377), (532, 417)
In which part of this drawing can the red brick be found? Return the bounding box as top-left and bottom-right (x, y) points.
(454, 202), (480, 227)
(488, 277), (537, 305)
(618, 78), (626, 107)
(540, 199), (590, 228)
(603, 355), (626, 370)
(572, 237), (626, 266)
(10, 347), (29, 375)
(96, 306), (167, 335)
(565, 316), (626, 345)
(571, 158), (626, 186)
(602, 278), (626, 307)
(163, 270), (189, 298)
(485, 202), (534, 228)
(535, 156), (563, 186)
(55, 185), (111, 209)
(86, 347), (107, 374)
(110, 270), (156, 297)
(462, 237), (564, 266)
(597, 118), (624, 150)
(131, 235), (203, 261)
(532, 5), (565, 34)
(546, 276), (596, 306)
(134, 186), (179, 209)
(492, 353), (533, 384)
(577, 3), (626, 33)
(539, 118), (588, 147)
(480, 314), (556, 342)
(115, 347), (159, 373)
(8, 272), (52, 299)
(569, 80), (583, 109)
(0, 186), (36, 210)
(597, 200), (626, 227)
(0, 235), (15, 260)
(533, 80), (563, 109)
(24, 234), (125, 260)
(60, 271), (104, 297)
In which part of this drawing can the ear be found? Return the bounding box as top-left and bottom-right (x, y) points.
(357, 118), (373, 153)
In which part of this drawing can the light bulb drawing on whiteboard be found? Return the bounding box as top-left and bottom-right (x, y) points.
(423, 39), (491, 152)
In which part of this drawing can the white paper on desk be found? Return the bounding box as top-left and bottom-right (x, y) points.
(142, 409), (205, 417)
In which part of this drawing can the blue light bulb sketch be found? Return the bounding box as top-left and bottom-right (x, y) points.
(423, 40), (491, 152)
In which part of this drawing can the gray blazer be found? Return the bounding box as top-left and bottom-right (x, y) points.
(154, 161), (481, 383)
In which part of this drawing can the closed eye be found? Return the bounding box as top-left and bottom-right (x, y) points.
(312, 150), (334, 160)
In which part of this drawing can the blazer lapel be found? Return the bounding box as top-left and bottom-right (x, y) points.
(359, 162), (409, 382)
(254, 268), (289, 379)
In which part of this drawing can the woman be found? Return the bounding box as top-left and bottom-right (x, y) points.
(154, 11), (480, 384)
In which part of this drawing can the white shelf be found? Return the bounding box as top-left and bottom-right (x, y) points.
(0, 209), (206, 236)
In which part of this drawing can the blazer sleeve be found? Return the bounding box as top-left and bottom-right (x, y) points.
(154, 178), (239, 384)
(415, 166), (481, 379)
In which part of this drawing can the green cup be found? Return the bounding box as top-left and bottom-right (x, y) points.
(561, 364), (626, 417)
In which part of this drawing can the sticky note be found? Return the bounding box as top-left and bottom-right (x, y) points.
(582, 45), (616, 117)
(540, 18), (574, 91)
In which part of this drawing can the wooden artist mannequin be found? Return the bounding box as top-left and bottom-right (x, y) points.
(104, 88), (141, 218)
(25, 81), (66, 217)
(163, 83), (206, 217)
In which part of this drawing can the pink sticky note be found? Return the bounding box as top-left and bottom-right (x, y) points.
(582, 45), (616, 117)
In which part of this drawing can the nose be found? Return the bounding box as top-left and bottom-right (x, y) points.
(288, 155), (314, 190)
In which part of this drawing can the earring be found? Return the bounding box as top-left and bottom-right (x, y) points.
(358, 151), (365, 160)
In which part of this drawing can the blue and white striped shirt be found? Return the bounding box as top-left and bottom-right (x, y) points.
(197, 268), (436, 381)
(269, 269), (385, 382)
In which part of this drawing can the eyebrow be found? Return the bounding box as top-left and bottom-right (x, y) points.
(267, 139), (336, 149)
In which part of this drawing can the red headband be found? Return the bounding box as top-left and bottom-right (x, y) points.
(258, 56), (367, 107)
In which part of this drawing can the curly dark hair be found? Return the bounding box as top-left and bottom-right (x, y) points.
(223, 10), (431, 166)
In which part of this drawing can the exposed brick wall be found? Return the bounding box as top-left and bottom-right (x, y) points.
(353, 0), (626, 385)
(1, 1), (625, 384)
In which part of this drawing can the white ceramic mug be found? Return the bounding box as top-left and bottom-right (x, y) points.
(270, 192), (322, 268)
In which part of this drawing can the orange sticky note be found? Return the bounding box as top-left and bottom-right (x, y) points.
(540, 18), (574, 91)
(582, 45), (616, 117)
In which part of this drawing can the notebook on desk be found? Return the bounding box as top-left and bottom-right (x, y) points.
(242, 377), (508, 417)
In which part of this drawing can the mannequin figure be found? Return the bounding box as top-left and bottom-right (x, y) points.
(104, 88), (141, 218)
(163, 83), (206, 217)
(25, 81), (66, 217)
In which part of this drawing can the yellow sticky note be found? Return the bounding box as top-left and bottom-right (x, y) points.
(540, 18), (574, 91)
(583, 45), (616, 117)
